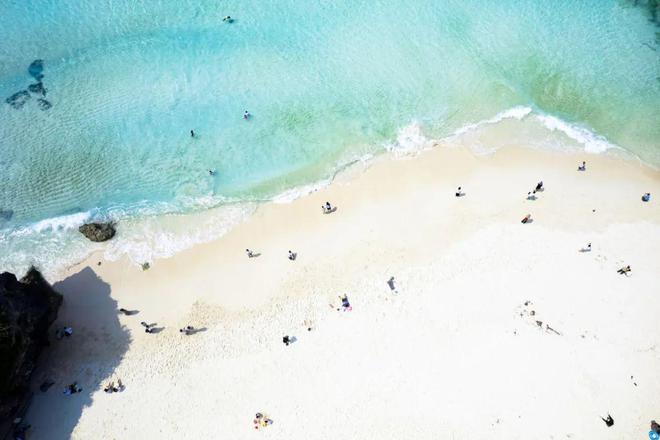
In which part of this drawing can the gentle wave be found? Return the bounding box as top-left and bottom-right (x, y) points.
(450, 106), (534, 138)
(103, 202), (258, 265)
(5, 211), (92, 237)
(0, 106), (626, 279)
(385, 121), (433, 156)
(535, 114), (619, 154)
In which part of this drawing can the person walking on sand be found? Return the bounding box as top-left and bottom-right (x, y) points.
(288, 250), (296, 261)
(246, 249), (255, 258)
(322, 201), (334, 213)
(582, 242), (592, 252)
(338, 294), (352, 311)
(578, 161), (586, 171)
(455, 186), (463, 197)
(642, 193), (651, 202)
(535, 181), (543, 191)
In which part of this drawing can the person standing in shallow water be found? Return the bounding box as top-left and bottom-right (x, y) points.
(190, 129), (195, 138)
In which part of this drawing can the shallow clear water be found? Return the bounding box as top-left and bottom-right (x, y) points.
(1, 0), (658, 277)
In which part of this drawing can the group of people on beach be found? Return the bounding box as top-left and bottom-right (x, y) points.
(47, 155), (654, 438)
(103, 379), (124, 394)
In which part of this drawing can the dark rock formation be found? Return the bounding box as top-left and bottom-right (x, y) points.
(27, 82), (46, 96)
(5, 91), (30, 109)
(36, 98), (52, 111)
(78, 222), (116, 242)
(0, 268), (62, 429)
(0, 209), (12, 221)
(27, 60), (44, 80)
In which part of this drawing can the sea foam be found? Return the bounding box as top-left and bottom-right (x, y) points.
(534, 114), (618, 154)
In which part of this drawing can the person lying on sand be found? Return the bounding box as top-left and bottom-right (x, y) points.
(642, 192), (651, 202)
(617, 265), (631, 275)
(521, 214), (531, 224)
(179, 326), (194, 335)
(104, 382), (118, 393)
(526, 191), (537, 201)
(253, 413), (273, 429)
(141, 322), (158, 333)
(55, 326), (73, 339)
(63, 382), (82, 395)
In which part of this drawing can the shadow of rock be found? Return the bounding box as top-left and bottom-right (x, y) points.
(0, 268), (62, 439)
(23, 267), (130, 440)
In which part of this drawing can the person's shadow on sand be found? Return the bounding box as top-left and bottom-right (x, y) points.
(24, 267), (130, 440)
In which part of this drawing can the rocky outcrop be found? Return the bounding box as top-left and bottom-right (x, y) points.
(6, 59), (52, 111)
(27, 82), (46, 96)
(5, 91), (30, 109)
(78, 222), (116, 242)
(27, 60), (44, 80)
(0, 268), (62, 428)
(0, 209), (12, 221)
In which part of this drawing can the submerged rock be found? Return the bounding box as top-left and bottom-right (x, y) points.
(28, 82), (46, 96)
(78, 222), (116, 242)
(5, 90), (30, 109)
(0, 268), (62, 428)
(37, 98), (52, 110)
(0, 209), (13, 221)
(28, 59), (44, 79)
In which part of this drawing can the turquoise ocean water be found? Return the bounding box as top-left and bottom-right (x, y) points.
(1, 0), (659, 277)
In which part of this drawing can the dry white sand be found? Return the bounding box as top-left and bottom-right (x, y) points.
(25, 145), (660, 439)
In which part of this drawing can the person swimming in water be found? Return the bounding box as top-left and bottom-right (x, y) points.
(243, 110), (250, 120)
(223, 16), (233, 23)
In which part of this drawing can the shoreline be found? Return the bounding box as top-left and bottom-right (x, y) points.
(3, 104), (658, 282)
(24, 143), (660, 439)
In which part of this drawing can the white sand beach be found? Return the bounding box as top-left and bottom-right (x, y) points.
(25, 144), (660, 439)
